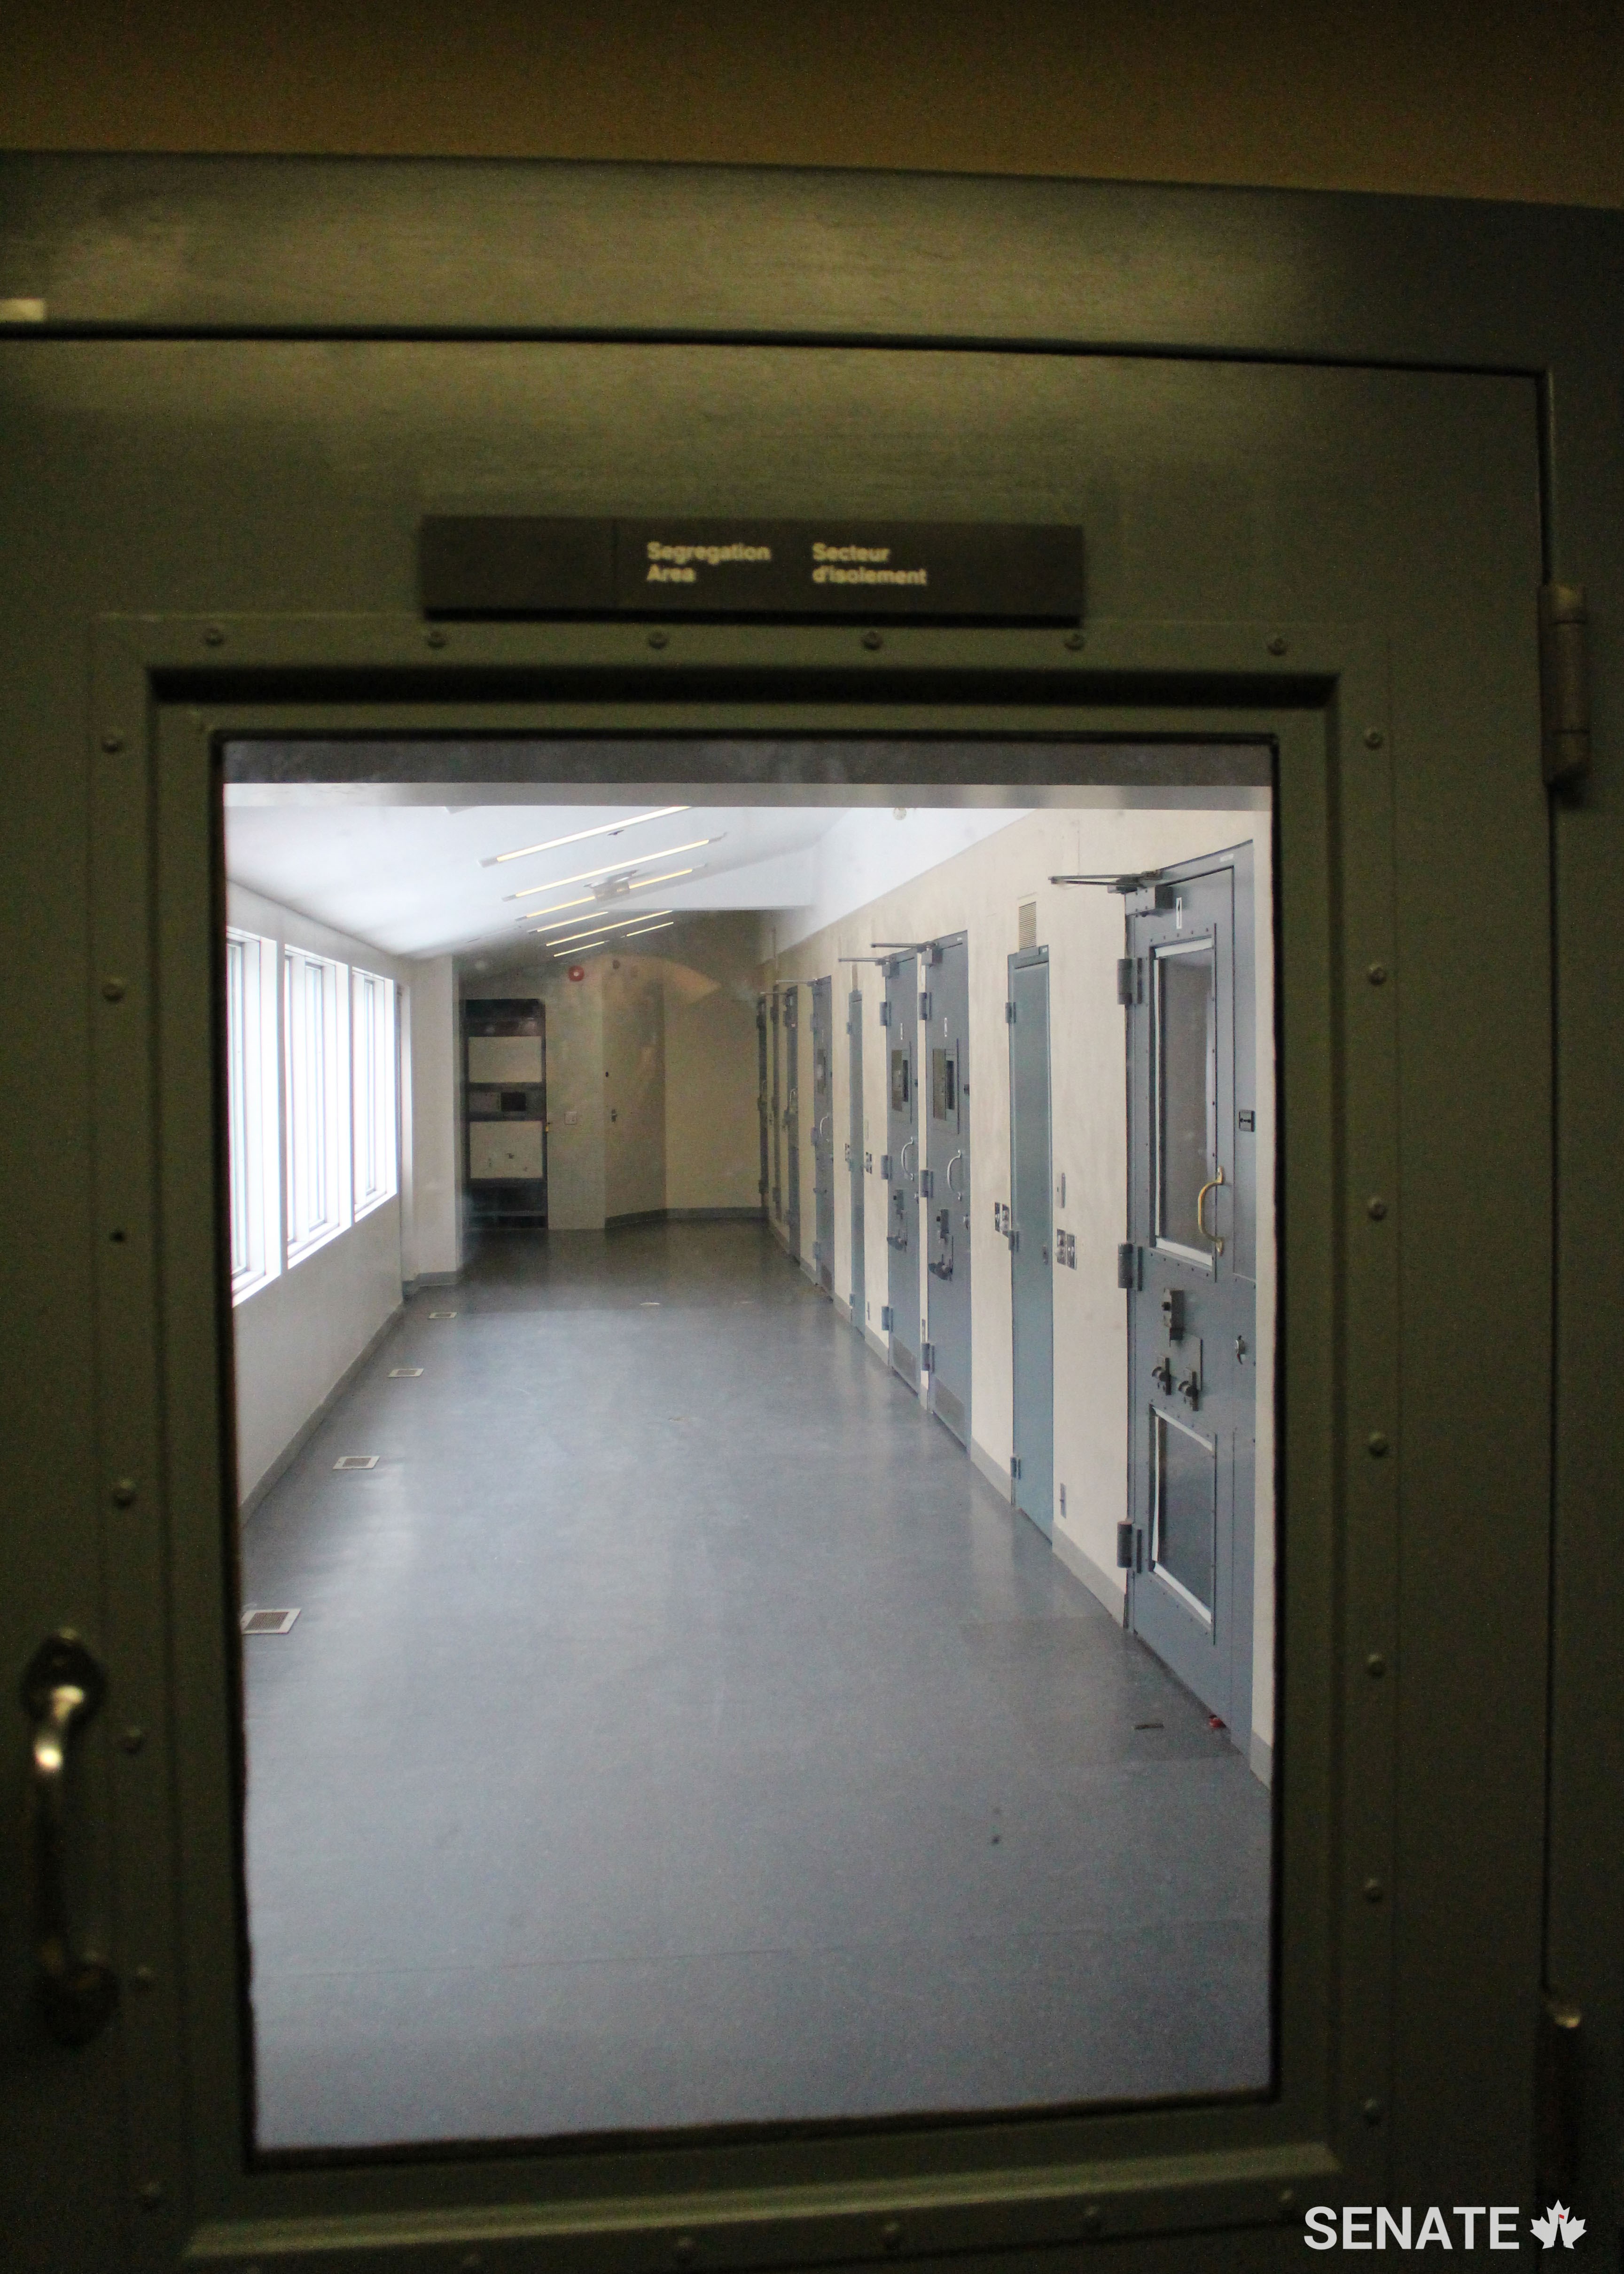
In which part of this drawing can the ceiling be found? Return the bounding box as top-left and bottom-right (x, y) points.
(223, 797), (861, 958)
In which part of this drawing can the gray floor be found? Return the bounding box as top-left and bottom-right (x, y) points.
(242, 1222), (1271, 2149)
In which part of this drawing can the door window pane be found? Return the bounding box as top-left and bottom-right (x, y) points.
(223, 741), (1276, 2151)
(1152, 1408), (1218, 1623)
(1156, 941), (1215, 1251)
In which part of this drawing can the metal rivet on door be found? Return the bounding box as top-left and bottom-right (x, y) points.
(1367, 1431), (1390, 1457)
(1364, 728), (1386, 748)
(101, 977), (126, 1002)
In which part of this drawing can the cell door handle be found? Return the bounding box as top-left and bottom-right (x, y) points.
(22, 1632), (119, 2046)
(945, 1150), (965, 1196)
(1196, 1166), (1226, 1255)
(899, 1137), (916, 1179)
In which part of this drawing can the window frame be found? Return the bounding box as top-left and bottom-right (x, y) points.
(223, 925), (282, 1303)
(282, 943), (351, 1265)
(350, 965), (399, 1222)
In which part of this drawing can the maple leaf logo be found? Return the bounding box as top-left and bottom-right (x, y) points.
(1531, 2202), (1586, 2248)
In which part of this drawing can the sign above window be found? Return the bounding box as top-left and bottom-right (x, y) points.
(419, 517), (1084, 624)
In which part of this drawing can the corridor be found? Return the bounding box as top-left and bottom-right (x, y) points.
(242, 1221), (1271, 2150)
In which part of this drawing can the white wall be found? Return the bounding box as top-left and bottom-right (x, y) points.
(226, 883), (422, 1507)
(664, 913), (766, 1214)
(604, 956), (666, 1219)
(409, 954), (461, 1282)
(462, 914), (765, 1228)
(766, 800), (1275, 1765)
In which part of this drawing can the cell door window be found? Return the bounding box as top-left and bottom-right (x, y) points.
(1154, 937), (1217, 1258)
(351, 969), (398, 1219)
(283, 946), (351, 1263)
(224, 926), (281, 1302)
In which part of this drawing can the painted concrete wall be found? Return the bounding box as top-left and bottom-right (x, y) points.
(465, 914), (763, 1225)
(767, 798), (1276, 1762)
(226, 882), (418, 1506)
(664, 912), (766, 1214)
(604, 956), (667, 1220)
(409, 954), (462, 1283)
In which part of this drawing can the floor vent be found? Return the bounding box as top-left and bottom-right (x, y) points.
(241, 1609), (299, 1636)
(333, 1455), (379, 1471)
(388, 1367), (423, 1378)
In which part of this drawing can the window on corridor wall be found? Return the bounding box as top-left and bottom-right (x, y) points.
(284, 946), (351, 1263)
(351, 969), (398, 1220)
(225, 927), (281, 1303)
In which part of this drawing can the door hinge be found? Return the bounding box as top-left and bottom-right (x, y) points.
(880, 1153), (892, 1181)
(879, 1000), (891, 1028)
(921, 1341), (936, 1372)
(1005, 1000), (1017, 1023)
(919, 1168), (934, 1199)
(1539, 583), (1591, 787)
(880, 1305), (894, 1331)
(1116, 957), (1135, 1006)
(1116, 1242), (1138, 1289)
(919, 990), (932, 1021)
(1116, 1521), (1134, 1568)
(1010, 1454), (1023, 1480)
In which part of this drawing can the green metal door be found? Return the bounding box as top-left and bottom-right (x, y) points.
(0, 154), (1592, 2272)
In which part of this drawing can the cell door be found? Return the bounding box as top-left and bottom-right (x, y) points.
(923, 934), (972, 1445)
(882, 952), (921, 1386)
(1124, 848), (1257, 1732)
(810, 977), (835, 1292)
(783, 983), (801, 1262)
(847, 988), (866, 1324)
(1007, 948), (1054, 1537)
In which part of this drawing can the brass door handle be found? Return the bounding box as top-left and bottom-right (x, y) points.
(22, 1632), (119, 2046)
(1196, 1166), (1226, 1255)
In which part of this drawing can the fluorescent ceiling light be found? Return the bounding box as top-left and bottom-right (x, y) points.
(485, 807), (689, 867)
(535, 910), (671, 944)
(553, 938), (607, 957)
(625, 921), (675, 938)
(627, 866), (697, 890)
(506, 837), (719, 901)
(509, 890), (596, 925)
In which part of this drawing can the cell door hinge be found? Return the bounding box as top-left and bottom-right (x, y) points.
(1005, 1000), (1017, 1023)
(1116, 1521), (1135, 1568)
(1116, 957), (1135, 1006)
(1540, 584), (1591, 788)
(919, 991), (932, 1020)
(1117, 1242), (1139, 1290)
(880, 1153), (893, 1181)
(921, 1341), (936, 1372)
(919, 1168), (935, 1198)
(1010, 1454), (1023, 1480)
(880, 1305), (894, 1331)
(879, 1000), (892, 1028)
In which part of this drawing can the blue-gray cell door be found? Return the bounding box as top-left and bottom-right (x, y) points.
(783, 984), (801, 1261)
(1124, 845), (1257, 1737)
(1008, 948), (1054, 1537)
(924, 934), (972, 1446)
(847, 989), (865, 1325)
(810, 977), (835, 1292)
(883, 952), (920, 1387)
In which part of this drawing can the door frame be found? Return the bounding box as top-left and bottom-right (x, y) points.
(91, 608), (1385, 2262)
